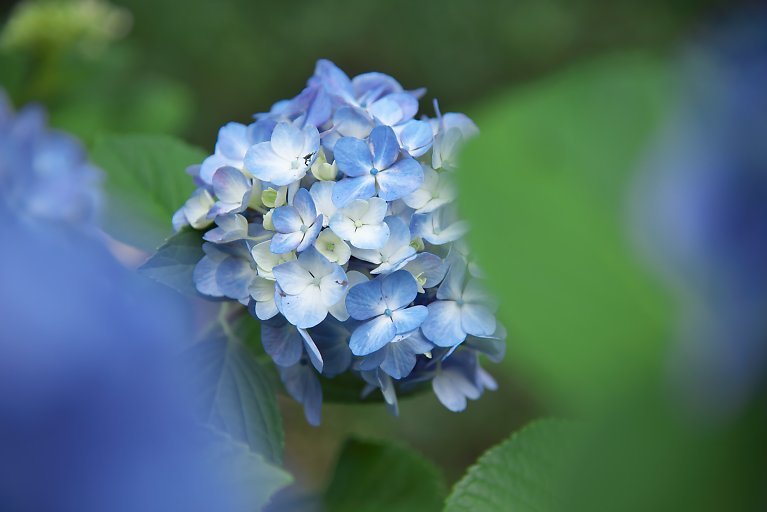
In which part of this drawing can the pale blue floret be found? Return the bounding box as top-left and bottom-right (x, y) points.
(345, 270), (428, 356)
(332, 125), (423, 206)
(421, 261), (497, 347)
(273, 247), (348, 328)
(208, 166), (253, 218)
(402, 252), (448, 293)
(430, 109), (480, 171)
(244, 121), (320, 186)
(260, 315), (323, 372)
(329, 197), (390, 250)
(351, 216), (417, 274)
(202, 213), (249, 243)
(410, 205), (469, 245)
(357, 329), (434, 380)
(172, 188), (215, 231)
(248, 276), (279, 320)
(270, 188), (323, 254)
(398, 119), (434, 157)
(431, 349), (497, 412)
(193, 242), (254, 304)
(0, 96), (102, 226)
(199, 119), (275, 184)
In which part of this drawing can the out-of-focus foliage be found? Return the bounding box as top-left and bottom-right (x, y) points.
(458, 53), (674, 410)
(0, 0), (131, 54)
(91, 134), (205, 250)
(110, 0), (721, 146)
(324, 438), (447, 512)
(0, 0), (193, 144)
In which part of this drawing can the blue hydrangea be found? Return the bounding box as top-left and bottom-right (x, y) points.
(0, 90), (102, 226)
(174, 60), (505, 424)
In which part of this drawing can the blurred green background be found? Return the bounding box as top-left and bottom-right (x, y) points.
(3, 1), (764, 509)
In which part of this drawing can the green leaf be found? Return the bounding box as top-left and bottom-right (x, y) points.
(325, 438), (447, 512)
(138, 228), (204, 295)
(204, 426), (292, 510)
(91, 134), (206, 251)
(458, 52), (675, 409)
(445, 419), (573, 512)
(184, 323), (284, 465)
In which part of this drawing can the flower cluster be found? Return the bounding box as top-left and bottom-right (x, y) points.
(0, 90), (102, 225)
(174, 60), (505, 424)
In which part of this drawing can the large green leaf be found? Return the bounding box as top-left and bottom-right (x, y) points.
(458, 53), (675, 409)
(325, 438), (447, 512)
(138, 228), (204, 295)
(91, 134), (205, 251)
(445, 419), (573, 512)
(184, 324), (285, 465)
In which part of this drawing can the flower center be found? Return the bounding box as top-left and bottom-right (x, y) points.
(384, 308), (392, 317)
(369, 168), (379, 176)
(456, 299), (465, 307)
(291, 159), (300, 170)
(300, 224), (308, 233)
(326, 242), (335, 251)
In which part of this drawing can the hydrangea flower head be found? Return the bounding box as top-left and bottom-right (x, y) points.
(173, 60), (505, 425)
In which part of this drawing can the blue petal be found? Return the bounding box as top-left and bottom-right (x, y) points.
(276, 284), (327, 328)
(270, 231), (303, 254)
(299, 328), (323, 373)
(399, 120), (434, 157)
(292, 188), (317, 224)
(246, 117), (276, 144)
(422, 301), (466, 346)
(379, 333), (432, 379)
(212, 166), (251, 206)
(309, 317), (353, 377)
(432, 368), (474, 412)
(460, 303), (497, 338)
(333, 106), (374, 139)
(391, 305), (428, 334)
(261, 319), (303, 367)
(437, 260), (467, 301)
(278, 362), (322, 426)
(272, 205), (303, 233)
(381, 269), (418, 310)
(345, 278), (386, 320)
(370, 125), (400, 170)
(272, 260), (313, 295)
(376, 158), (423, 202)
(332, 175), (376, 207)
(349, 316), (397, 356)
(314, 59), (354, 102)
(296, 216), (323, 252)
(215, 122), (249, 161)
(334, 137), (372, 177)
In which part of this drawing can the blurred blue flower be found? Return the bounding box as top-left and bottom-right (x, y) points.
(0, 92), (101, 226)
(635, 7), (767, 419)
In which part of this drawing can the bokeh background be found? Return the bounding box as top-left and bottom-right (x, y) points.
(2, 1), (766, 510)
